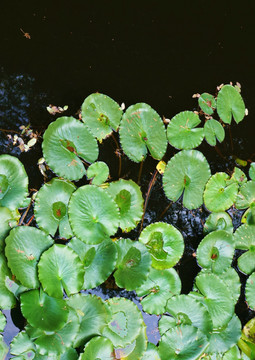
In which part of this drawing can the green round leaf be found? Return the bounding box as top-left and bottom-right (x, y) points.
(34, 178), (76, 238)
(238, 249), (255, 275)
(42, 116), (98, 181)
(80, 336), (114, 360)
(234, 224), (255, 250)
(167, 111), (204, 150)
(69, 185), (120, 244)
(20, 289), (69, 331)
(249, 163), (255, 181)
(5, 227), (53, 289)
(158, 324), (208, 360)
(228, 167), (247, 188)
(204, 119), (225, 146)
(115, 325), (147, 360)
(159, 315), (180, 336)
(139, 222), (184, 269)
(10, 331), (36, 358)
(136, 268), (181, 315)
(119, 103), (167, 162)
(223, 345), (242, 360)
(216, 84), (245, 124)
(203, 212), (233, 234)
(235, 181), (255, 209)
(196, 230), (235, 274)
(114, 238), (151, 291)
(67, 293), (111, 348)
(107, 179), (144, 232)
(245, 272), (255, 310)
(141, 343), (161, 360)
(0, 207), (19, 252)
(38, 244), (84, 298)
(217, 267), (241, 303)
(204, 172), (238, 212)
(198, 93), (216, 115)
(0, 253), (16, 309)
(81, 93), (123, 141)
(163, 150), (211, 209)
(0, 311), (6, 332)
(0, 154), (28, 210)
(102, 297), (144, 348)
(87, 161), (109, 185)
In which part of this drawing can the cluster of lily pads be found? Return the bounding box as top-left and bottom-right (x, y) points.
(1, 84), (255, 359)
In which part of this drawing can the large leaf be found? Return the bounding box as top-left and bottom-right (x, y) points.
(167, 111), (204, 150)
(204, 119), (225, 146)
(119, 103), (167, 162)
(203, 212), (233, 235)
(163, 150), (211, 209)
(69, 185), (120, 244)
(80, 336), (114, 360)
(0, 253), (16, 309)
(107, 179), (144, 232)
(42, 116), (98, 181)
(136, 268), (181, 315)
(34, 178), (76, 238)
(20, 289), (69, 331)
(0, 207), (19, 252)
(5, 227), (53, 289)
(81, 93), (123, 141)
(38, 244), (84, 298)
(0, 154), (28, 210)
(216, 84), (245, 124)
(198, 93), (216, 115)
(139, 222), (184, 269)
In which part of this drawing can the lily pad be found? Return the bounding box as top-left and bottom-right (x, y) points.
(233, 224), (255, 274)
(196, 230), (235, 274)
(249, 163), (255, 181)
(102, 297), (144, 348)
(227, 167), (247, 188)
(87, 161), (109, 185)
(163, 150), (211, 209)
(20, 289), (69, 331)
(223, 345), (242, 360)
(0, 335), (8, 359)
(0, 253), (16, 309)
(119, 103), (167, 162)
(0, 311), (6, 332)
(38, 244), (84, 298)
(114, 238), (151, 291)
(107, 179), (144, 232)
(5, 227), (53, 289)
(67, 293), (111, 348)
(80, 336), (114, 360)
(69, 237), (117, 289)
(158, 324), (208, 360)
(34, 178), (76, 238)
(0, 154), (28, 210)
(68, 185), (120, 244)
(204, 119), (225, 146)
(139, 222), (184, 269)
(0, 207), (19, 252)
(203, 212), (233, 234)
(115, 325), (147, 360)
(81, 93), (123, 141)
(216, 84), (245, 124)
(216, 267), (241, 303)
(235, 181), (255, 209)
(245, 272), (255, 310)
(42, 116), (99, 181)
(136, 268), (181, 315)
(167, 111), (204, 150)
(141, 343), (161, 360)
(203, 172), (238, 212)
(10, 331), (36, 359)
(198, 93), (216, 115)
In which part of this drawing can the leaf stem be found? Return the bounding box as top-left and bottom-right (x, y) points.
(137, 160), (144, 185)
(18, 199), (32, 226)
(111, 132), (122, 178)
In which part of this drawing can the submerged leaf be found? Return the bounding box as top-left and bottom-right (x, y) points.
(216, 84), (245, 124)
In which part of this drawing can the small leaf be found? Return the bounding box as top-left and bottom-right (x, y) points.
(80, 336), (114, 360)
(198, 93), (216, 115)
(249, 163), (255, 181)
(203, 212), (233, 234)
(216, 84), (245, 124)
(204, 119), (225, 146)
(87, 161), (109, 185)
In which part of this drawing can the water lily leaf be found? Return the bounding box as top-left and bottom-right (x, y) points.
(196, 230), (234, 274)
(119, 103), (167, 162)
(0, 311), (6, 332)
(0, 253), (16, 309)
(10, 331), (36, 359)
(203, 212), (233, 234)
(204, 172), (238, 212)
(241, 206), (255, 225)
(206, 315), (241, 354)
(245, 272), (255, 310)
(199, 93), (216, 115)
(249, 163), (255, 181)
(67, 293), (111, 348)
(102, 297), (144, 348)
(107, 179), (144, 232)
(163, 150), (211, 209)
(69, 237), (117, 289)
(223, 345), (242, 360)
(238, 248), (255, 275)
(87, 161), (109, 185)
(80, 336), (114, 360)
(38, 244), (84, 298)
(235, 181), (255, 209)
(165, 294), (213, 335)
(0, 207), (19, 253)
(42, 116), (98, 181)
(34, 178), (76, 238)
(227, 167), (247, 188)
(216, 84), (245, 124)
(136, 268), (181, 315)
(159, 315), (179, 336)
(5, 276), (28, 299)
(167, 111), (204, 150)
(158, 324), (208, 360)
(115, 325), (147, 360)
(194, 272), (235, 329)
(26, 309), (79, 356)
(5, 227), (53, 289)
(0, 335), (8, 359)
(81, 93), (123, 141)
(114, 238), (151, 291)
(139, 222), (184, 269)
(69, 185), (120, 244)
(141, 343), (161, 360)
(20, 289), (69, 331)
(0, 154), (28, 210)
(234, 224), (255, 250)
(216, 267), (241, 303)
(204, 119), (225, 146)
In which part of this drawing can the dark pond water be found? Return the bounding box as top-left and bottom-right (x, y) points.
(1, 1), (255, 357)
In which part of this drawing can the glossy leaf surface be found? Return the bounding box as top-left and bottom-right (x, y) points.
(204, 119), (225, 146)
(216, 84), (245, 124)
